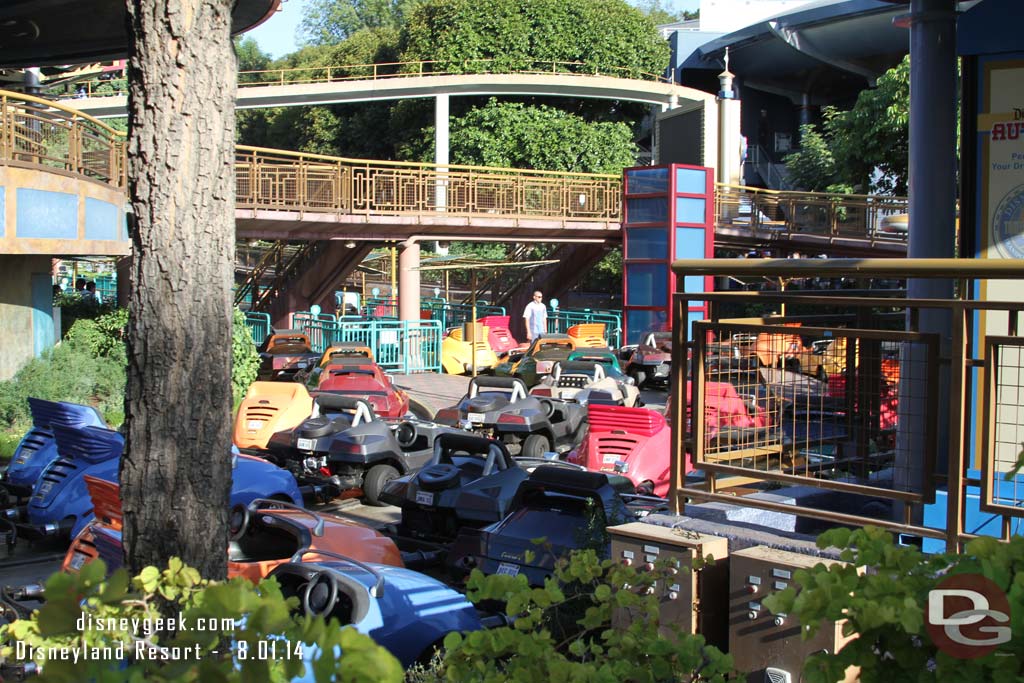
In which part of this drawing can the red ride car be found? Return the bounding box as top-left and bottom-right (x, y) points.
(316, 360), (411, 420)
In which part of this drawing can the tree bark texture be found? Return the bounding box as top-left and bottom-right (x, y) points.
(122, 0), (236, 580)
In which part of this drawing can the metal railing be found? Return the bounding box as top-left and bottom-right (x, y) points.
(715, 184), (908, 244)
(235, 145), (622, 223)
(548, 308), (623, 349)
(670, 258), (1024, 552)
(746, 144), (791, 191)
(0, 90), (125, 188)
(57, 59), (675, 99)
(294, 317), (443, 373)
(0, 90), (912, 251)
(243, 312), (271, 346)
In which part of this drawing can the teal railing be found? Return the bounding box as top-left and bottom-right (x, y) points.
(547, 308), (623, 349)
(296, 318), (442, 373)
(244, 312), (272, 346)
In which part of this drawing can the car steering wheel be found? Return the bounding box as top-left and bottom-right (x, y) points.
(301, 571), (338, 618)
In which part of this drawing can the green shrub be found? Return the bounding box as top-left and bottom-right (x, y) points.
(55, 294), (119, 338)
(436, 549), (734, 682)
(0, 339), (126, 433)
(2, 558), (403, 682)
(64, 307), (129, 363)
(762, 526), (1024, 683)
(232, 307), (261, 405)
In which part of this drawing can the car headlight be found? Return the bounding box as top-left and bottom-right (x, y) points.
(623, 376), (636, 386)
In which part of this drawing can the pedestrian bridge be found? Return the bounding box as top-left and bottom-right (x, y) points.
(0, 88), (908, 256)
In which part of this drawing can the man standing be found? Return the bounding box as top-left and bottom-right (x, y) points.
(523, 290), (547, 342)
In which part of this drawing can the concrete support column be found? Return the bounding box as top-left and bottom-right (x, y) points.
(398, 239), (421, 323)
(798, 92), (816, 128)
(896, 0), (958, 509)
(435, 94), (449, 213)
(717, 60), (743, 187)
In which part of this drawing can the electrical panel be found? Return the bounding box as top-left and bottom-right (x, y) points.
(607, 522), (729, 651)
(729, 545), (860, 683)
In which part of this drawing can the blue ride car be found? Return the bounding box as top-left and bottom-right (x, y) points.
(268, 552), (487, 669)
(0, 399), (106, 500)
(6, 423), (303, 542)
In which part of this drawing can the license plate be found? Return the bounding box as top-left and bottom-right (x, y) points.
(246, 420), (263, 431)
(415, 491), (434, 506)
(496, 562), (520, 577)
(467, 412), (486, 423)
(14, 456), (27, 465)
(38, 481), (53, 496)
(296, 438), (315, 451)
(602, 454), (621, 464)
(69, 552), (89, 571)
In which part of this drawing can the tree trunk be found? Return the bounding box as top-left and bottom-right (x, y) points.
(121, 0), (236, 580)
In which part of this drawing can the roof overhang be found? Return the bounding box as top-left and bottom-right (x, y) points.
(0, 0), (281, 68)
(684, 0), (978, 103)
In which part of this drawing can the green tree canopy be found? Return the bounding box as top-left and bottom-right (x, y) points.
(300, 0), (423, 45)
(635, 0), (698, 25)
(403, 99), (637, 173)
(784, 55), (910, 195)
(400, 0), (669, 78)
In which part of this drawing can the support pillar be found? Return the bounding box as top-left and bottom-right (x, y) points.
(717, 52), (743, 188)
(398, 239), (421, 323)
(435, 94), (449, 212)
(896, 0), (958, 511)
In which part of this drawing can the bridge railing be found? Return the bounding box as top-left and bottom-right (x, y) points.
(235, 145), (621, 223)
(715, 184), (908, 244)
(0, 90), (125, 188)
(60, 59), (675, 98)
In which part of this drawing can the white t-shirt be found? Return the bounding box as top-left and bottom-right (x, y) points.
(523, 300), (547, 338)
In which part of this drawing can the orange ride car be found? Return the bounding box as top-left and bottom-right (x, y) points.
(63, 476), (403, 580)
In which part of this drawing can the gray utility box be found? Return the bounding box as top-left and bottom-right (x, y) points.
(607, 522), (729, 652)
(729, 545), (860, 683)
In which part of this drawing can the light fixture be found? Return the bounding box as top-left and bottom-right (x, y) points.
(344, 240), (357, 248)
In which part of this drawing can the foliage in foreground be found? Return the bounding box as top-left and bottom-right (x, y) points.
(763, 526), (1024, 683)
(433, 549), (733, 683)
(1, 558), (402, 683)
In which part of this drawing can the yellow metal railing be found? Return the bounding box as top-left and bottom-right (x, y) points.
(715, 184), (909, 244)
(670, 258), (1024, 552)
(235, 145), (622, 222)
(59, 59), (675, 98)
(0, 90), (126, 188)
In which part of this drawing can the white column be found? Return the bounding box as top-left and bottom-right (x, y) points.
(434, 94), (449, 213)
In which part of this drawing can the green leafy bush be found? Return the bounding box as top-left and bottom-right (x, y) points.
(400, 0), (669, 79)
(0, 339), (126, 432)
(64, 307), (129, 363)
(435, 549), (734, 682)
(762, 526), (1024, 683)
(2, 558), (403, 682)
(232, 308), (261, 405)
(55, 294), (119, 338)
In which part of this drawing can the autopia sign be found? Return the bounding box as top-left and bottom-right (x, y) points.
(925, 574), (1012, 659)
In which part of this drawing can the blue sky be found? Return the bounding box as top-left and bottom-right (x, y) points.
(245, 0), (702, 59)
